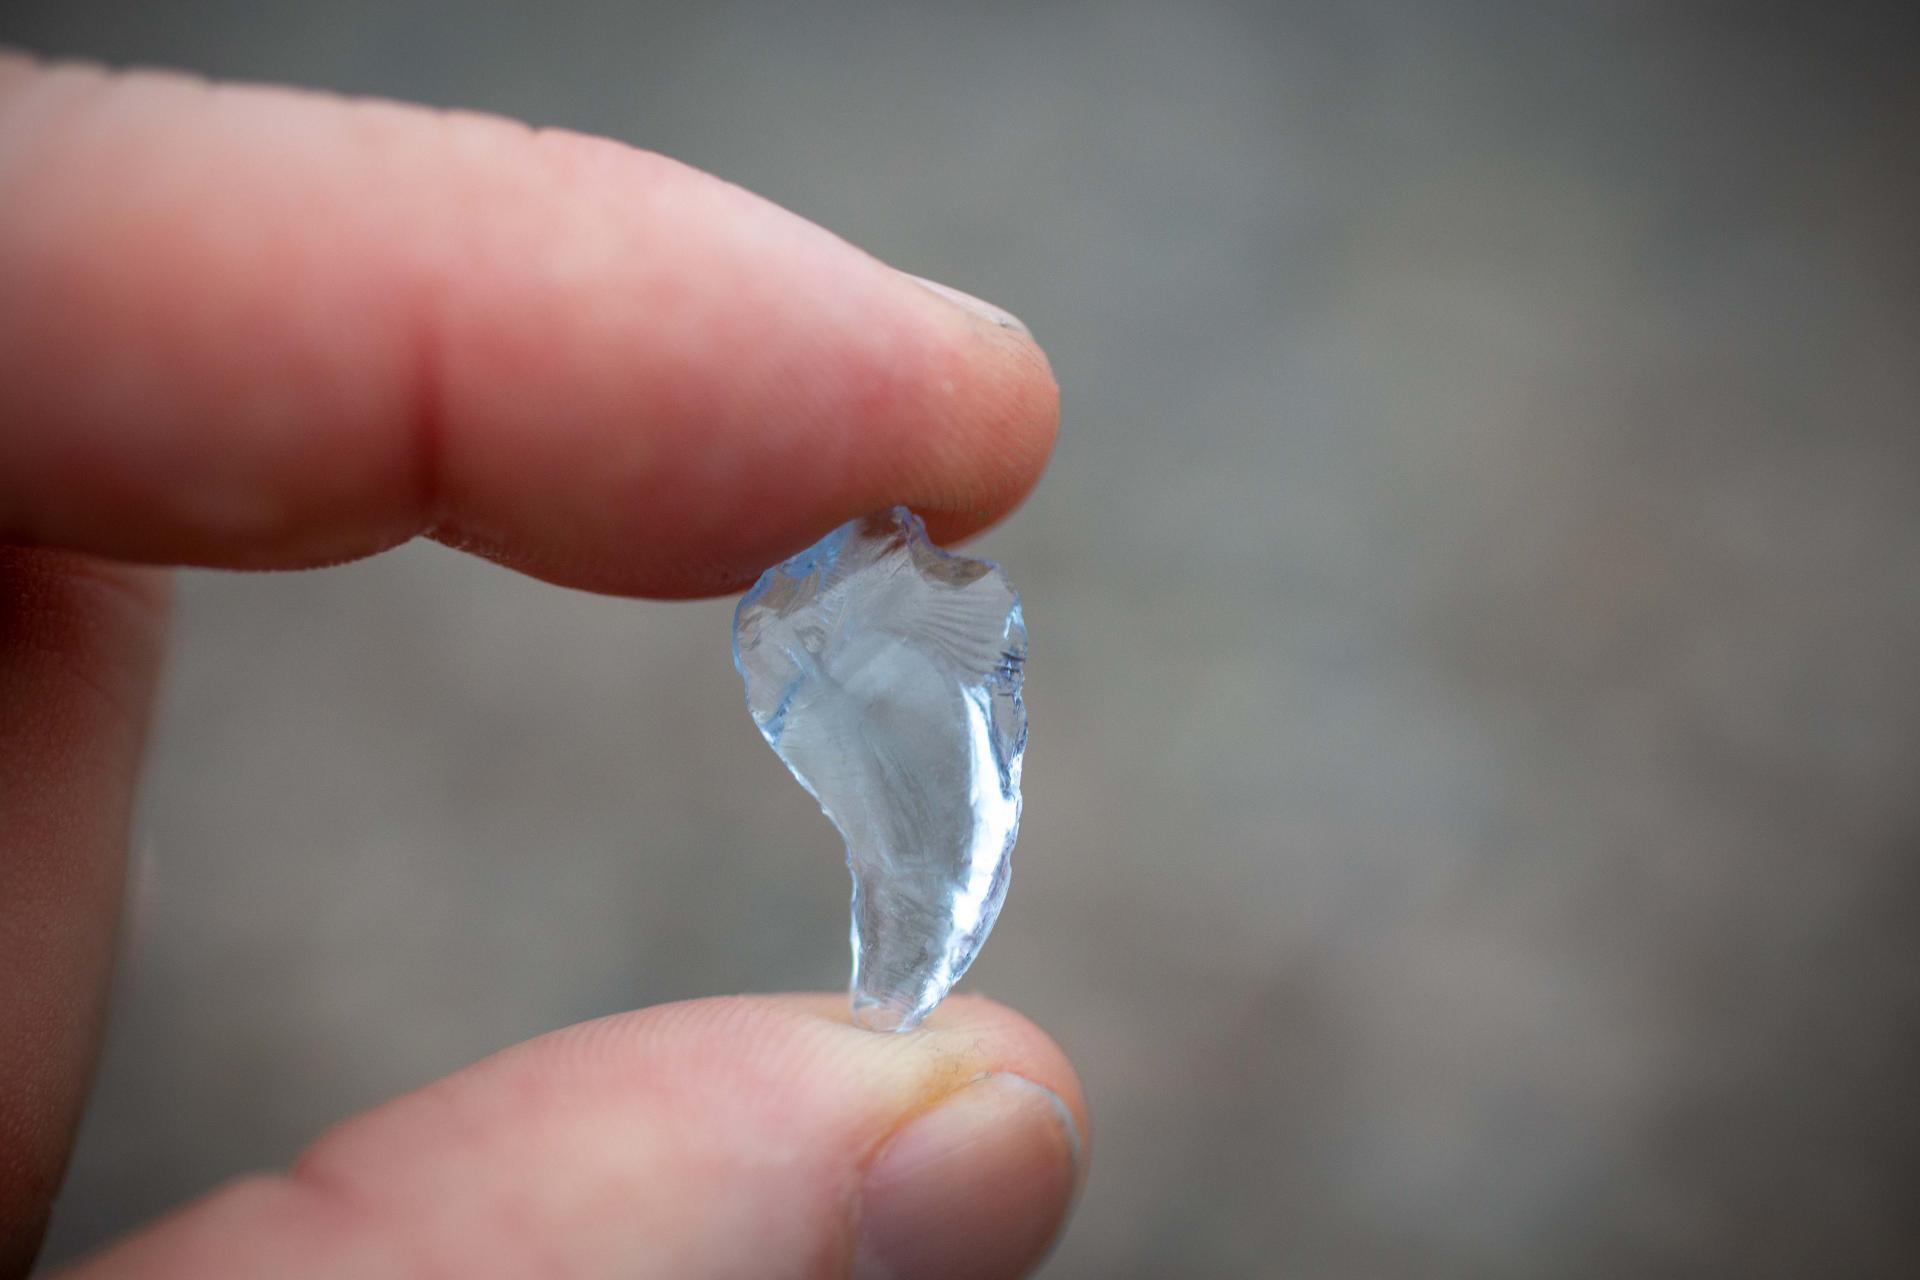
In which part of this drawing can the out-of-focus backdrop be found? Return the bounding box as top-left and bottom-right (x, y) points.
(11, 2), (1920, 1275)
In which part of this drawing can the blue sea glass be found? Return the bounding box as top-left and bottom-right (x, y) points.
(733, 507), (1028, 1032)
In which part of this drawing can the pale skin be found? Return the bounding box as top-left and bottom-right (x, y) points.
(0, 50), (1083, 1280)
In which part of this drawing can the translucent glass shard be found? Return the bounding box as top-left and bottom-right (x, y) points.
(733, 507), (1027, 1032)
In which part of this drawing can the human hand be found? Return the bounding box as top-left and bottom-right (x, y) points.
(0, 51), (1078, 1279)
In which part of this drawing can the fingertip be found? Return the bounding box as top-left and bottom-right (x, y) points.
(631, 993), (1087, 1280)
(0, 64), (1060, 593)
(890, 275), (1061, 554)
(64, 994), (1088, 1278)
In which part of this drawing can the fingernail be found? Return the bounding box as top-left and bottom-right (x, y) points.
(854, 1073), (1082, 1280)
(902, 273), (1032, 336)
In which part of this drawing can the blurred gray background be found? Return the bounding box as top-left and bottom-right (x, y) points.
(9, 2), (1920, 1275)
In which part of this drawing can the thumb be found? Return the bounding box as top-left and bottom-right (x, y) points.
(60, 994), (1089, 1280)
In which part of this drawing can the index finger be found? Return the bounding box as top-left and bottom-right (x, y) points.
(0, 53), (1058, 596)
